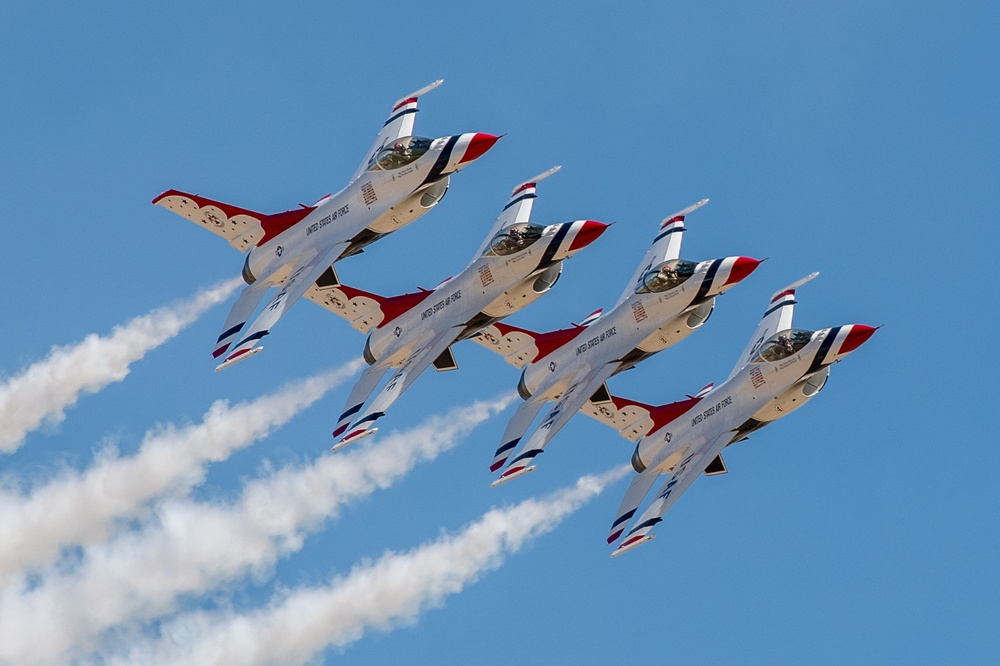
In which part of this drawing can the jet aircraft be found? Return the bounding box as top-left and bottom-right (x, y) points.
(310, 167), (609, 448)
(583, 274), (877, 556)
(152, 80), (499, 370)
(473, 200), (761, 485)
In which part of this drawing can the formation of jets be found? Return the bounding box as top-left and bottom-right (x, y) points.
(154, 81), (876, 556)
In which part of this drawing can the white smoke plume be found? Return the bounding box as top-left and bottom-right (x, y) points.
(100, 467), (629, 666)
(0, 277), (242, 452)
(0, 360), (362, 583)
(0, 394), (515, 665)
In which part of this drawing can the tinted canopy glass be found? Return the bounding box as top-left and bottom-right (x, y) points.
(752, 328), (815, 363)
(635, 259), (698, 294)
(368, 136), (433, 171)
(486, 223), (546, 256)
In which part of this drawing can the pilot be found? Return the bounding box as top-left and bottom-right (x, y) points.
(776, 334), (794, 354)
(507, 225), (525, 248)
(393, 141), (411, 157)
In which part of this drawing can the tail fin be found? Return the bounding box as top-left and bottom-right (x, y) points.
(473, 167), (560, 259)
(616, 199), (709, 306)
(727, 272), (819, 379)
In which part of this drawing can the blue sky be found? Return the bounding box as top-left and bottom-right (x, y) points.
(1, 1), (997, 663)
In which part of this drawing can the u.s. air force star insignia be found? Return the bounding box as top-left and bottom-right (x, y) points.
(204, 212), (224, 228)
(394, 326), (402, 337)
(275, 246), (284, 257)
(548, 361), (557, 372)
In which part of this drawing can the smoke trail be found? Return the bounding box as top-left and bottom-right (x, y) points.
(0, 277), (242, 452)
(0, 360), (363, 582)
(100, 467), (628, 666)
(0, 394), (515, 665)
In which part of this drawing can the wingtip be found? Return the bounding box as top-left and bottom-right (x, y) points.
(610, 534), (655, 558)
(490, 465), (536, 487)
(332, 427), (378, 451)
(214, 346), (263, 371)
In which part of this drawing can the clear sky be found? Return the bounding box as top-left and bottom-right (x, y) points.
(1, 1), (997, 663)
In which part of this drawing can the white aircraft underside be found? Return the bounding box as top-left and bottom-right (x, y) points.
(578, 275), (877, 556)
(153, 80), (499, 370)
(309, 167), (610, 447)
(473, 200), (763, 484)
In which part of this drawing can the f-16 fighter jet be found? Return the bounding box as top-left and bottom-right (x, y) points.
(475, 200), (761, 485)
(315, 167), (609, 448)
(585, 274), (877, 556)
(152, 80), (499, 370)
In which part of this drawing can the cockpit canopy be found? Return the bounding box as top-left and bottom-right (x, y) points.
(367, 136), (433, 171)
(635, 259), (698, 294)
(486, 222), (546, 256)
(752, 328), (815, 363)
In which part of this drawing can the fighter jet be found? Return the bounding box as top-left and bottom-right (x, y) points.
(152, 80), (499, 370)
(311, 167), (609, 448)
(473, 200), (761, 485)
(583, 274), (877, 556)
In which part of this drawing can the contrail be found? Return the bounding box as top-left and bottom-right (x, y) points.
(0, 360), (363, 583)
(0, 277), (242, 452)
(0, 394), (515, 665)
(99, 467), (629, 666)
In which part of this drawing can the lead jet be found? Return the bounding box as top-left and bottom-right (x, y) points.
(311, 167), (609, 447)
(474, 200), (761, 485)
(153, 80), (499, 370)
(584, 274), (877, 556)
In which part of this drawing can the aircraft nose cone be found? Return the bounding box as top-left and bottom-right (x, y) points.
(458, 133), (501, 164)
(724, 256), (762, 285)
(839, 324), (878, 355)
(568, 220), (610, 252)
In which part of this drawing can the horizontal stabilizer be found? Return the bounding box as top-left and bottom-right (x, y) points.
(589, 383), (612, 405)
(703, 453), (728, 476)
(432, 346), (458, 371)
(315, 264), (341, 288)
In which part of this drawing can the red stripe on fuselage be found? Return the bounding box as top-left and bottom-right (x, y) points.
(257, 207), (316, 245)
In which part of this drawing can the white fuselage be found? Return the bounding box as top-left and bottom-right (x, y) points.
(364, 220), (593, 367)
(632, 327), (845, 475)
(518, 257), (748, 401)
(244, 136), (466, 286)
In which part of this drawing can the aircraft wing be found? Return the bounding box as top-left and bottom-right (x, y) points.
(615, 199), (708, 306)
(215, 242), (348, 370)
(579, 394), (659, 443)
(727, 272), (819, 380)
(493, 361), (619, 485)
(607, 468), (660, 544)
(334, 328), (460, 447)
(611, 429), (735, 557)
(469, 321), (540, 369)
(352, 80), (444, 182)
(304, 267), (390, 334)
(472, 167), (560, 258)
(153, 190), (267, 252)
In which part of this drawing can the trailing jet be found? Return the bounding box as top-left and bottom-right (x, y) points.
(312, 167), (609, 448)
(584, 274), (877, 556)
(474, 200), (760, 485)
(153, 80), (499, 370)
